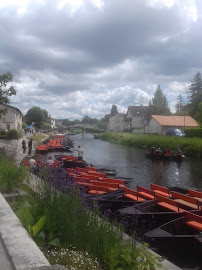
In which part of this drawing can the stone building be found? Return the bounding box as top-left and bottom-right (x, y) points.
(0, 104), (23, 131)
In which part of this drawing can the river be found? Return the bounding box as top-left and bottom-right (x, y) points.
(64, 133), (202, 190)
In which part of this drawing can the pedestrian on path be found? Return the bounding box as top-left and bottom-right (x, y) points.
(22, 140), (26, 154)
(28, 138), (33, 155)
(75, 145), (84, 161)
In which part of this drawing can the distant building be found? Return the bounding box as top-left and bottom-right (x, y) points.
(145, 115), (198, 135)
(108, 114), (126, 132)
(0, 104), (23, 130)
(55, 119), (63, 127)
(46, 116), (56, 129)
(125, 105), (148, 133)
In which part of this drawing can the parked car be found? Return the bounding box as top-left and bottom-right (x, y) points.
(166, 128), (185, 137)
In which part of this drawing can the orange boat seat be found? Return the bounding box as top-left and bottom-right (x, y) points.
(123, 187), (145, 202)
(151, 183), (171, 198)
(137, 186), (155, 200)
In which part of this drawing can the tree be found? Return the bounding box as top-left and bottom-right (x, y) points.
(195, 102), (202, 127)
(43, 122), (51, 130)
(111, 105), (118, 116)
(0, 72), (17, 118)
(175, 94), (185, 112)
(62, 119), (71, 126)
(25, 106), (45, 128)
(42, 109), (48, 122)
(148, 85), (170, 117)
(187, 72), (202, 117)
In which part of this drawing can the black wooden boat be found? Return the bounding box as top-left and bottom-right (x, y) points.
(117, 199), (185, 236)
(144, 211), (202, 269)
(146, 152), (185, 161)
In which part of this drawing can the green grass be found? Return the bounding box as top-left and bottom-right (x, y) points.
(0, 154), (28, 193)
(31, 133), (48, 142)
(99, 132), (202, 158)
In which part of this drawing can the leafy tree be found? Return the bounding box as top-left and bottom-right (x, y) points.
(62, 119), (71, 126)
(25, 106), (45, 128)
(148, 85), (170, 117)
(81, 116), (98, 125)
(42, 109), (48, 122)
(0, 72), (17, 118)
(43, 122), (51, 130)
(174, 111), (189, 116)
(187, 72), (202, 117)
(195, 102), (202, 127)
(22, 122), (27, 128)
(111, 105), (118, 116)
(73, 119), (80, 124)
(176, 94), (185, 112)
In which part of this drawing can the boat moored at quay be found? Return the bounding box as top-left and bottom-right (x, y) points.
(23, 133), (202, 269)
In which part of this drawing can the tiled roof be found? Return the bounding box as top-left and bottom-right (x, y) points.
(151, 115), (198, 127)
(128, 106), (148, 117)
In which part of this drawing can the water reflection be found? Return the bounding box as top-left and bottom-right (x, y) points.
(65, 133), (202, 190)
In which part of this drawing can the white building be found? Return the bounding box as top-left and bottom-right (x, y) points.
(145, 115), (198, 135)
(108, 114), (126, 132)
(125, 106), (148, 133)
(0, 104), (23, 130)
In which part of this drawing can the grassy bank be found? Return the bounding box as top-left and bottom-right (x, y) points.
(99, 132), (202, 158)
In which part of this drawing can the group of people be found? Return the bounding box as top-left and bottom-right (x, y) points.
(150, 147), (182, 157)
(22, 138), (33, 155)
(27, 144), (84, 172)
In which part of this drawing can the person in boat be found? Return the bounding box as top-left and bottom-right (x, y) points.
(46, 156), (54, 166)
(150, 146), (156, 156)
(175, 148), (182, 157)
(155, 148), (162, 156)
(167, 148), (172, 156)
(75, 145), (84, 161)
(162, 148), (167, 157)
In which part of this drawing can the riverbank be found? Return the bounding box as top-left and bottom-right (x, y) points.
(99, 132), (202, 158)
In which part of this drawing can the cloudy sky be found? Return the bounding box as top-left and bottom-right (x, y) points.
(1, 0), (202, 120)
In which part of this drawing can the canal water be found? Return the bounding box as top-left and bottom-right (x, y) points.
(64, 133), (202, 190)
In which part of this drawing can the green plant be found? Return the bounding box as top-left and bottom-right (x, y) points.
(6, 129), (20, 139)
(0, 155), (28, 193)
(105, 241), (160, 270)
(16, 200), (59, 247)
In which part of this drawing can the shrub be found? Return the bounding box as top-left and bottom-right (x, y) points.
(185, 128), (202, 138)
(0, 154), (28, 193)
(6, 129), (20, 139)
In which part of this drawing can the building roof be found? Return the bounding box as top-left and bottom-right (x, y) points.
(0, 103), (23, 116)
(151, 115), (198, 127)
(127, 106), (148, 117)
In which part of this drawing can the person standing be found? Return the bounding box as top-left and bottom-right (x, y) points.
(46, 156), (54, 166)
(28, 156), (36, 174)
(28, 138), (33, 155)
(22, 140), (26, 154)
(76, 145), (84, 161)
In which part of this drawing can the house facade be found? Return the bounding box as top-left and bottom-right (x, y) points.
(46, 116), (56, 129)
(108, 114), (126, 132)
(145, 115), (198, 135)
(55, 119), (63, 128)
(125, 105), (148, 133)
(0, 104), (23, 130)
